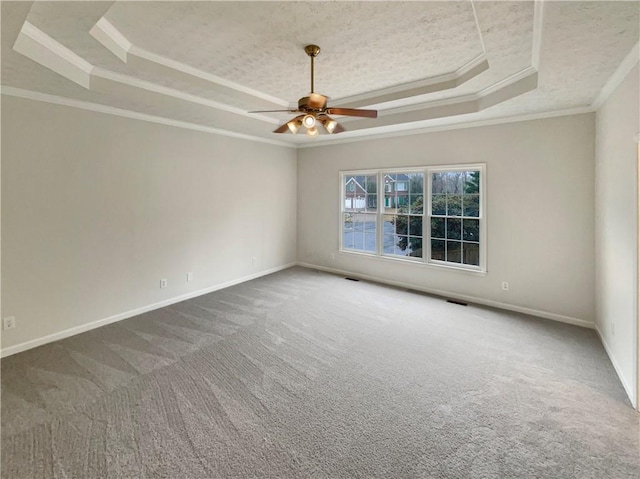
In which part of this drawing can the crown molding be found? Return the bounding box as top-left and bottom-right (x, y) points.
(531, 0), (545, 70)
(90, 15), (289, 108)
(13, 21), (93, 88)
(591, 41), (639, 110)
(0, 86), (295, 149)
(91, 68), (279, 124)
(1, 86), (594, 150)
(333, 54), (489, 109)
(89, 17), (131, 63)
(298, 107), (594, 149)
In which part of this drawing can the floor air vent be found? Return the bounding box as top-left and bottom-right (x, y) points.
(446, 299), (468, 306)
(345, 277), (360, 282)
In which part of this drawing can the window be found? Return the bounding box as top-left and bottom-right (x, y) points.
(340, 165), (485, 272)
(428, 167), (482, 268)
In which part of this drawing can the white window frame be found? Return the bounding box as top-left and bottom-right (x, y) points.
(426, 164), (486, 272)
(339, 164), (486, 273)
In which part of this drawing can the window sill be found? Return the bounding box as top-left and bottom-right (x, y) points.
(338, 249), (487, 276)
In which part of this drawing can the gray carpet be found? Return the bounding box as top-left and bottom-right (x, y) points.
(1, 266), (638, 478)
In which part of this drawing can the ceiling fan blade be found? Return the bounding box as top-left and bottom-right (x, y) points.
(308, 93), (328, 109)
(249, 109), (300, 113)
(325, 107), (378, 118)
(273, 122), (291, 133)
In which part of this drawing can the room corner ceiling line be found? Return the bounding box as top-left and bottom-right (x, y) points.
(470, 0), (487, 56)
(91, 68), (279, 124)
(591, 41), (640, 110)
(333, 53), (489, 109)
(0, 87), (295, 149)
(13, 21), (93, 89)
(89, 17), (131, 63)
(531, 0), (545, 69)
(89, 16), (289, 108)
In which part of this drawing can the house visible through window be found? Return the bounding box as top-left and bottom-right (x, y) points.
(340, 165), (485, 272)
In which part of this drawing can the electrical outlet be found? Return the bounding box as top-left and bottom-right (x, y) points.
(187, 272), (193, 282)
(3, 316), (16, 330)
(329, 252), (336, 260)
(252, 257), (257, 265)
(611, 321), (616, 336)
(501, 281), (509, 291)
(160, 278), (168, 289)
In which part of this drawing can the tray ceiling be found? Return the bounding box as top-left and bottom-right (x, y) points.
(1, 1), (638, 147)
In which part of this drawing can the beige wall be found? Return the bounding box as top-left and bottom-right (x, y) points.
(298, 114), (596, 325)
(595, 63), (639, 407)
(1, 96), (297, 352)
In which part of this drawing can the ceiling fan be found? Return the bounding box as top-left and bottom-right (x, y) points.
(249, 45), (377, 137)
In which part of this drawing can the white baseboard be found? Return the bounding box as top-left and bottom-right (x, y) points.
(595, 324), (637, 409)
(0, 263), (296, 358)
(296, 262), (595, 330)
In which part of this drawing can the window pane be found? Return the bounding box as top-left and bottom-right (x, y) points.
(431, 239), (445, 261)
(409, 237), (423, 258)
(364, 175), (377, 194)
(409, 216), (423, 236)
(445, 172), (464, 194)
(410, 195), (424, 214)
(463, 242), (480, 266)
(432, 172), (446, 194)
(409, 174), (424, 194)
(395, 236), (409, 255)
(383, 234), (396, 254)
(432, 194), (446, 215)
(447, 195), (462, 216)
(431, 218), (445, 238)
(462, 219), (479, 242)
(463, 194), (479, 217)
(364, 233), (377, 253)
(446, 241), (462, 263)
(394, 215), (409, 236)
(367, 194), (378, 212)
(464, 171), (480, 194)
(446, 218), (461, 240)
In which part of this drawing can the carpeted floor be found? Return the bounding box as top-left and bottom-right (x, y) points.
(1, 266), (638, 478)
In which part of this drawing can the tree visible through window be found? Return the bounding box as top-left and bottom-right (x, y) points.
(429, 169), (481, 266)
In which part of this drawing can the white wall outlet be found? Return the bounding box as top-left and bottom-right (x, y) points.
(252, 257), (257, 265)
(501, 281), (509, 291)
(329, 252), (336, 260)
(3, 316), (16, 330)
(611, 321), (615, 336)
(160, 278), (168, 289)
(187, 272), (193, 282)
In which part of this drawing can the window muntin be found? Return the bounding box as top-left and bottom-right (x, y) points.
(340, 165), (485, 272)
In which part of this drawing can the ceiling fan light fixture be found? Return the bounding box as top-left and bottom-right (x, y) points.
(287, 119), (301, 134)
(302, 114), (316, 129)
(324, 118), (338, 134)
(306, 126), (319, 138)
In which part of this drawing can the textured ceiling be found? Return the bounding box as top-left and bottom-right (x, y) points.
(1, 1), (638, 146)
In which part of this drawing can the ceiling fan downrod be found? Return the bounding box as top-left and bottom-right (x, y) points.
(304, 44), (320, 93)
